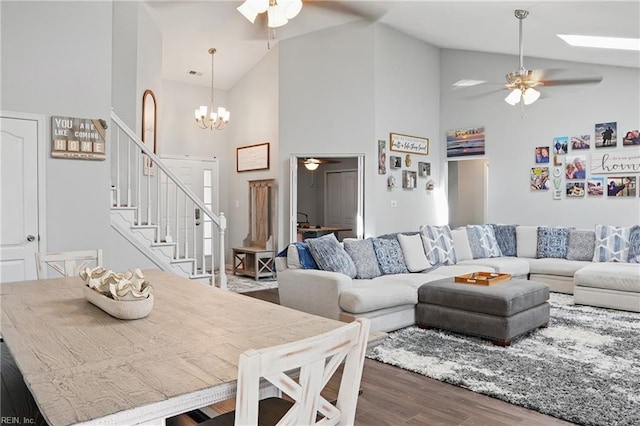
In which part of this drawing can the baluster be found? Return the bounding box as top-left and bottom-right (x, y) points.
(165, 178), (170, 241)
(146, 160), (151, 226)
(174, 184), (179, 259)
(184, 195), (188, 264)
(135, 145), (141, 225)
(218, 213), (226, 289)
(192, 202), (197, 273)
(157, 168), (161, 242)
(201, 216), (206, 275)
(126, 136), (132, 208)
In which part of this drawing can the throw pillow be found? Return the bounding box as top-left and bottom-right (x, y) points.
(536, 227), (572, 259)
(286, 242), (318, 270)
(343, 238), (382, 279)
(628, 226), (640, 263)
(466, 225), (502, 259)
(371, 237), (409, 275)
(592, 225), (632, 263)
(420, 225), (458, 266)
(566, 229), (596, 261)
(450, 228), (473, 261)
(516, 225), (540, 258)
(306, 234), (357, 277)
(491, 224), (517, 257)
(397, 233), (430, 272)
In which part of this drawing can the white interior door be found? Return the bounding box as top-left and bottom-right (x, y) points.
(162, 156), (219, 268)
(1, 116), (40, 282)
(325, 170), (357, 239)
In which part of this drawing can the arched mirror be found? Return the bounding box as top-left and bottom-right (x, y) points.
(142, 89), (157, 175)
(289, 154), (364, 243)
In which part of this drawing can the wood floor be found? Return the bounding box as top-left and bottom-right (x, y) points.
(1, 287), (575, 425)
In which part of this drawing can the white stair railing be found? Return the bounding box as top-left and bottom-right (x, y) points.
(110, 111), (227, 289)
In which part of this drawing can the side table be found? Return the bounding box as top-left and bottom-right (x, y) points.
(232, 247), (276, 281)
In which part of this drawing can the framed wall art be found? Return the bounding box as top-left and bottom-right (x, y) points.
(446, 126), (485, 158)
(237, 142), (270, 172)
(390, 132), (429, 154)
(390, 155), (402, 169)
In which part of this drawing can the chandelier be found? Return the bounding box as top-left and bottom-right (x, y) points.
(237, 0), (303, 28)
(195, 48), (230, 130)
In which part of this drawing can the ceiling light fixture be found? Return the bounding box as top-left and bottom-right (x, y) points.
(505, 85), (540, 106)
(195, 48), (230, 130)
(304, 158), (320, 171)
(504, 10), (541, 107)
(557, 34), (640, 51)
(237, 0), (303, 28)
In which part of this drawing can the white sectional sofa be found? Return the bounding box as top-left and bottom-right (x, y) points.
(276, 224), (640, 332)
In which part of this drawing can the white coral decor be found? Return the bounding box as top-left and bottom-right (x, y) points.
(80, 267), (151, 301)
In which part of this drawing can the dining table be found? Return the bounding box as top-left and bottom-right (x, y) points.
(0, 269), (347, 425)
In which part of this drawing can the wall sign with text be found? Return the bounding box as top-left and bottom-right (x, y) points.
(390, 133), (429, 155)
(590, 149), (640, 174)
(51, 116), (107, 161)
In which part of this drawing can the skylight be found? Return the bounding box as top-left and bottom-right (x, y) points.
(557, 34), (640, 51)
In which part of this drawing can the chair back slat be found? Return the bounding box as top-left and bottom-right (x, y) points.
(233, 318), (370, 426)
(35, 249), (103, 279)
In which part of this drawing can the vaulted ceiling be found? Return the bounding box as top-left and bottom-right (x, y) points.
(144, 1), (640, 91)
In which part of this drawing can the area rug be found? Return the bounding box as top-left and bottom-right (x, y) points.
(368, 294), (640, 426)
(216, 267), (278, 293)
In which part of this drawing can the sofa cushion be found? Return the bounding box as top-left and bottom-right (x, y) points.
(491, 224), (517, 257)
(420, 225), (458, 266)
(574, 263), (640, 293)
(457, 257), (530, 277)
(628, 226), (640, 263)
(339, 282), (417, 314)
(371, 237), (409, 275)
(516, 225), (539, 258)
(593, 225), (632, 262)
(286, 243), (319, 270)
(526, 258), (591, 277)
(343, 238), (382, 279)
(306, 233), (357, 278)
(451, 228), (473, 261)
(466, 225), (502, 259)
(537, 227), (572, 259)
(397, 233), (430, 272)
(566, 229), (596, 261)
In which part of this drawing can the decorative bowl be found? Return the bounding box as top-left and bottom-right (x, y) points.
(84, 286), (154, 320)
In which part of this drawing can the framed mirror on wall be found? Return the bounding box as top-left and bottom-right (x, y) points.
(289, 154), (364, 243)
(142, 89), (157, 176)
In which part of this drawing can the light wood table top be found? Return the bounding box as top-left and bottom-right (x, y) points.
(0, 269), (345, 425)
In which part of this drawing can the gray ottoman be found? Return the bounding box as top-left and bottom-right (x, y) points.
(416, 278), (550, 346)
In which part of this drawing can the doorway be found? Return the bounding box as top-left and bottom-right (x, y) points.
(447, 158), (488, 228)
(290, 155), (364, 243)
(0, 112), (46, 282)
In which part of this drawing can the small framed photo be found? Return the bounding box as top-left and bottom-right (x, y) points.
(595, 122), (617, 148)
(571, 135), (590, 150)
(390, 156), (402, 169)
(418, 162), (431, 177)
(566, 182), (585, 197)
(535, 146), (550, 164)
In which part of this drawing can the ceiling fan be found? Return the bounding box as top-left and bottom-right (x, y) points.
(457, 9), (603, 106)
(299, 157), (341, 171)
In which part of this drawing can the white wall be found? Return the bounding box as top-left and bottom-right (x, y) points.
(441, 49), (640, 228)
(111, 1), (138, 129)
(1, 1), (113, 260)
(373, 25), (442, 233)
(225, 46), (279, 256)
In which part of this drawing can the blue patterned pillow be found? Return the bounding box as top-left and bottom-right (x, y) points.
(285, 243), (319, 269)
(628, 226), (640, 263)
(593, 225), (632, 262)
(420, 225), (457, 265)
(306, 234), (357, 277)
(371, 237), (409, 275)
(344, 238), (382, 279)
(466, 225), (502, 259)
(537, 227), (572, 259)
(491, 224), (517, 257)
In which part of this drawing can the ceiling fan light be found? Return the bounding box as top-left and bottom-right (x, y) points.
(522, 87), (540, 105)
(304, 161), (319, 171)
(268, 5), (288, 28)
(237, 1), (260, 23)
(505, 88), (522, 106)
(284, 0), (303, 19)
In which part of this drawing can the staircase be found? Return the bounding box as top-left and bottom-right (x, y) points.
(109, 111), (227, 288)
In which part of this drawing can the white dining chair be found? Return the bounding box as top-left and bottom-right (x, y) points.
(35, 249), (103, 279)
(200, 318), (370, 426)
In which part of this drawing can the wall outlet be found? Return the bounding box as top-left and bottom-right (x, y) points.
(235, 200), (240, 208)
(390, 200), (398, 207)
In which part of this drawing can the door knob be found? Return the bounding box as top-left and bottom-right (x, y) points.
(27, 234), (36, 242)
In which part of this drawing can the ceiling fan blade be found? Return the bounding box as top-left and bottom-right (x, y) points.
(542, 76), (603, 87)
